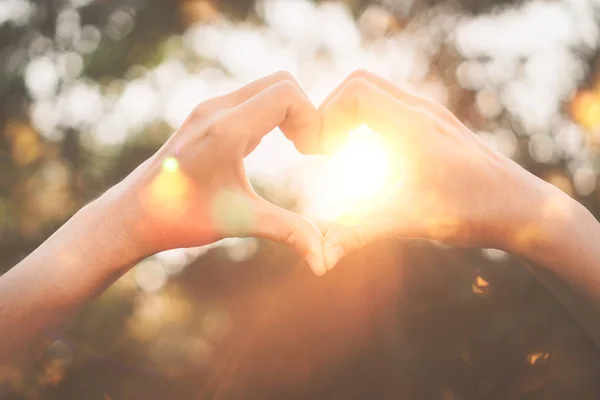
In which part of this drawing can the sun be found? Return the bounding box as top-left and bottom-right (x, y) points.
(304, 125), (398, 224)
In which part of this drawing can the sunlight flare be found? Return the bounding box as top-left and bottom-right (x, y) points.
(305, 125), (399, 224)
(140, 161), (192, 220)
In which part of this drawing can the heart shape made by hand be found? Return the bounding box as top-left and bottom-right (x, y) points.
(134, 69), (516, 279)
(301, 124), (402, 226)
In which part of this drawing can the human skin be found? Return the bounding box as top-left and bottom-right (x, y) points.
(319, 70), (600, 347)
(1, 69), (600, 395)
(0, 71), (327, 392)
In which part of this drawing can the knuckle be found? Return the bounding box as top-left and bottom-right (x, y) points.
(191, 103), (210, 121)
(272, 70), (295, 83)
(282, 229), (299, 248)
(339, 78), (372, 120)
(344, 77), (371, 98)
(270, 81), (305, 112)
(348, 69), (372, 81)
(273, 79), (301, 97)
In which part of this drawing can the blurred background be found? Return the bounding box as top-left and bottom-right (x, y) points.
(2, 0), (600, 398)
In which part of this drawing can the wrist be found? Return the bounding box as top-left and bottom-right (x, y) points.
(79, 186), (151, 269)
(500, 175), (583, 260)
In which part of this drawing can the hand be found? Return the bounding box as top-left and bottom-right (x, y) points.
(100, 72), (327, 274)
(318, 70), (567, 270)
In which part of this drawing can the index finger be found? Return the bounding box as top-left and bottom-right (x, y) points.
(210, 80), (322, 156)
(320, 77), (432, 151)
(200, 71), (303, 113)
(320, 69), (460, 128)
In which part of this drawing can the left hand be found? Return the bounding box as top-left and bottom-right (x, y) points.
(98, 72), (327, 274)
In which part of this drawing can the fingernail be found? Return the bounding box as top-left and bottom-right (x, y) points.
(305, 253), (326, 276)
(324, 245), (345, 270)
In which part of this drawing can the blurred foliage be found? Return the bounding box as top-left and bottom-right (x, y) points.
(1, 0), (600, 399)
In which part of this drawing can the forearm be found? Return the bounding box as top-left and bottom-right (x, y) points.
(520, 257), (600, 348)
(0, 191), (143, 386)
(508, 186), (600, 346)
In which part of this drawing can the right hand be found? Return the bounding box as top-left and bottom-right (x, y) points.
(318, 70), (570, 270)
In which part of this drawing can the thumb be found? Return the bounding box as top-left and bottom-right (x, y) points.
(249, 197), (326, 276)
(323, 210), (398, 271)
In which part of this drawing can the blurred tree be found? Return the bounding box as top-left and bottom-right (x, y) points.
(1, 0), (600, 399)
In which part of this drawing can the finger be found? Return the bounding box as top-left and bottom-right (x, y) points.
(322, 207), (400, 271)
(198, 71), (303, 115)
(319, 69), (460, 129)
(210, 189), (325, 275)
(217, 80), (321, 155)
(320, 77), (430, 153)
(250, 196), (326, 276)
